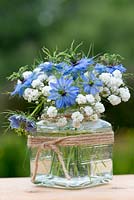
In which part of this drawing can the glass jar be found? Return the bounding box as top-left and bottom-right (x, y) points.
(29, 119), (113, 189)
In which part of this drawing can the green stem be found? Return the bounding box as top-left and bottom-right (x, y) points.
(30, 100), (44, 117)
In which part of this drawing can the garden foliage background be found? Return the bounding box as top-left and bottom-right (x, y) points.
(0, 0), (134, 177)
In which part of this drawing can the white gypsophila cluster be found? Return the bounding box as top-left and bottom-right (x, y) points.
(76, 94), (87, 104)
(113, 70), (122, 78)
(99, 69), (130, 106)
(86, 94), (95, 105)
(108, 95), (121, 105)
(101, 87), (111, 97)
(99, 73), (112, 85)
(108, 76), (123, 88)
(84, 106), (93, 116)
(38, 73), (48, 81)
(71, 111), (84, 128)
(94, 102), (105, 113)
(48, 75), (57, 84)
(57, 117), (67, 127)
(31, 79), (44, 89)
(23, 88), (40, 102)
(76, 94), (96, 106)
(42, 86), (51, 96)
(75, 93), (104, 121)
(72, 120), (81, 128)
(47, 106), (57, 118)
(22, 71), (32, 80)
(94, 94), (101, 102)
(119, 87), (130, 102)
(71, 111), (84, 121)
(90, 114), (98, 121)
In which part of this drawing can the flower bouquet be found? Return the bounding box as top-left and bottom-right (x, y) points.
(8, 43), (131, 189)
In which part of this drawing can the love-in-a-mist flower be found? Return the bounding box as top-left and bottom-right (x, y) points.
(95, 63), (126, 74)
(38, 62), (53, 74)
(8, 115), (36, 133)
(82, 72), (103, 95)
(11, 72), (39, 96)
(49, 77), (79, 108)
(64, 58), (94, 79)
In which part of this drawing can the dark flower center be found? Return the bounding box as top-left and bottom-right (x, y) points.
(59, 90), (67, 96)
(89, 81), (94, 86)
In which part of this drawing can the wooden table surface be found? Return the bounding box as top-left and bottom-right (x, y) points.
(0, 175), (134, 200)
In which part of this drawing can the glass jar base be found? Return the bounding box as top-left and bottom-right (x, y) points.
(33, 174), (112, 189)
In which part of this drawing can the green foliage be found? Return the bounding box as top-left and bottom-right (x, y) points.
(113, 129), (134, 174)
(7, 65), (29, 81)
(42, 41), (85, 64)
(98, 53), (124, 66)
(0, 134), (29, 177)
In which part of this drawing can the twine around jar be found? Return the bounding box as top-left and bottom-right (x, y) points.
(27, 130), (114, 182)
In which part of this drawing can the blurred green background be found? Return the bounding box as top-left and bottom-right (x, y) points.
(0, 0), (134, 177)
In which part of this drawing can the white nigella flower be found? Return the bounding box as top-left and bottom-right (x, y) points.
(38, 73), (48, 81)
(119, 87), (130, 102)
(94, 102), (105, 113)
(99, 73), (112, 85)
(31, 79), (44, 89)
(90, 114), (99, 121)
(23, 88), (40, 102)
(101, 87), (111, 97)
(84, 106), (93, 116)
(71, 111), (84, 122)
(76, 94), (87, 104)
(42, 86), (51, 96)
(72, 120), (81, 129)
(57, 117), (67, 127)
(22, 71), (32, 80)
(86, 94), (95, 105)
(47, 106), (57, 118)
(113, 70), (122, 79)
(108, 95), (121, 105)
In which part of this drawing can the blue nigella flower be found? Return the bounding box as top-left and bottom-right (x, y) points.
(82, 72), (103, 95)
(25, 119), (37, 133)
(49, 77), (79, 108)
(95, 63), (126, 74)
(106, 64), (126, 73)
(38, 62), (69, 75)
(64, 58), (94, 79)
(55, 62), (70, 73)
(9, 115), (36, 133)
(94, 64), (106, 74)
(11, 72), (39, 96)
(38, 62), (53, 74)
